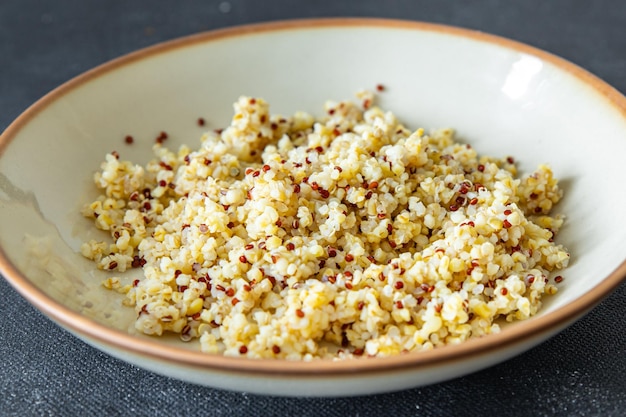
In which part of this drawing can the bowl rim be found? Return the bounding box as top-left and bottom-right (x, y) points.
(1, 17), (626, 377)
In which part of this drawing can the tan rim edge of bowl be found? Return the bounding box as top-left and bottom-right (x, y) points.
(1, 18), (625, 377)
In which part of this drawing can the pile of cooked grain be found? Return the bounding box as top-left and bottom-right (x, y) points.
(81, 91), (570, 359)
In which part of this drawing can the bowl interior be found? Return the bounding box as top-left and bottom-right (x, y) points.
(1, 20), (626, 352)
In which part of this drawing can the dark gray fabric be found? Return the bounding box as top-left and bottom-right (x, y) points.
(1, 1), (625, 415)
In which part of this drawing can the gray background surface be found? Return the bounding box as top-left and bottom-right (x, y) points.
(1, 1), (625, 416)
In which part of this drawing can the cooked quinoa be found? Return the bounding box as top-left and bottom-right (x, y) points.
(81, 91), (570, 359)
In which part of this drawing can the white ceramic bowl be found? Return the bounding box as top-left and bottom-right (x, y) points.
(1, 19), (625, 397)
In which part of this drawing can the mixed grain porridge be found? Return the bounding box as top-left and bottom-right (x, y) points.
(81, 91), (570, 359)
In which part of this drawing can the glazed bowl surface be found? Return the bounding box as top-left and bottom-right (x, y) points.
(1, 18), (625, 396)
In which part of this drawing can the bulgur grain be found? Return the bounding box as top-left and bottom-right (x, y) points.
(81, 92), (570, 359)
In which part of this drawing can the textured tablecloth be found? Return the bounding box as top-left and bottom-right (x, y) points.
(1, 1), (625, 415)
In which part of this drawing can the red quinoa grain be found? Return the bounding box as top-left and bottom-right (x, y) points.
(83, 92), (570, 360)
